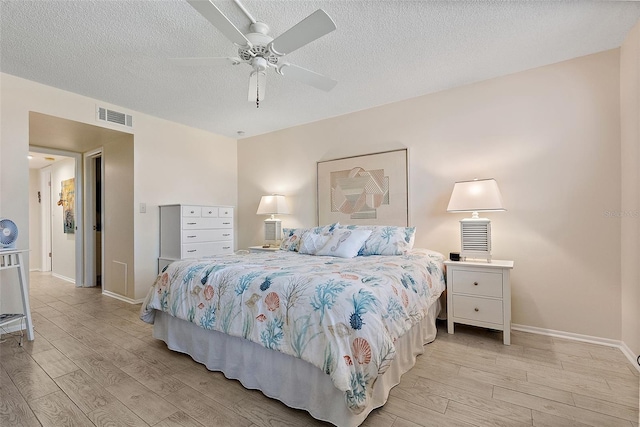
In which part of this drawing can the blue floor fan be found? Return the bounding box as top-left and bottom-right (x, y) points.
(0, 218), (18, 250)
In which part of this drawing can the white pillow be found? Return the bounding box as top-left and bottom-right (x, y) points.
(316, 229), (372, 258)
(298, 232), (331, 255)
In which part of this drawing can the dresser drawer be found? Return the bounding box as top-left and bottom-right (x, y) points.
(182, 206), (201, 217)
(451, 269), (502, 297)
(219, 207), (233, 218)
(182, 218), (234, 230)
(182, 241), (234, 258)
(182, 229), (233, 243)
(452, 295), (503, 324)
(201, 207), (218, 217)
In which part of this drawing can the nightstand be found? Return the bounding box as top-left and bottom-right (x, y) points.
(248, 246), (280, 253)
(444, 259), (514, 345)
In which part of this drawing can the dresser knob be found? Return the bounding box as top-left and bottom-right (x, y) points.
(474, 308), (479, 312)
(474, 282), (478, 286)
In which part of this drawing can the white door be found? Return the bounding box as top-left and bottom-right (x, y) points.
(40, 166), (52, 272)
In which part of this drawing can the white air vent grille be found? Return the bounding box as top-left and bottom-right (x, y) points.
(460, 218), (491, 261)
(96, 106), (133, 128)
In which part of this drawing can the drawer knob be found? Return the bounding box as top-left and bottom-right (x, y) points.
(474, 281), (478, 286)
(187, 222), (196, 225)
(474, 307), (479, 312)
(187, 235), (196, 238)
(187, 250), (196, 253)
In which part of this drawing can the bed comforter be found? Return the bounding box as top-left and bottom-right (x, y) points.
(140, 249), (445, 413)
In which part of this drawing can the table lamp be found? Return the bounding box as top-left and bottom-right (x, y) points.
(447, 178), (505, 262)
(256, 194), (289, 247)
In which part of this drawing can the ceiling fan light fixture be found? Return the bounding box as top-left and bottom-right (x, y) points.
(252, 57), (268, 72)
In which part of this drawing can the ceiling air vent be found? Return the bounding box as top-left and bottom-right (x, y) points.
(96, 106), (133, 129)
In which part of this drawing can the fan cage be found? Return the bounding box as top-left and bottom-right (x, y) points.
(0, 218), (18, 249)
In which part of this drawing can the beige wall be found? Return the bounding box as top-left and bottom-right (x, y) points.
(0, 73), (237, 312)
(131, 114), (238, 300)
(239, 50), (623, 340)
(620, 21), (640, 358)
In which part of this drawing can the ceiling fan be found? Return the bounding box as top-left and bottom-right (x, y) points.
(182, 0), (337, 106)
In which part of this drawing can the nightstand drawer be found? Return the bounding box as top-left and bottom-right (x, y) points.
(451, 269), (502, 297)
(452, 295), (503, 324)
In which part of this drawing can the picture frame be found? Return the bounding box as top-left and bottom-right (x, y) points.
(317, 149), (408, 226)
(60, 178), (75, 234)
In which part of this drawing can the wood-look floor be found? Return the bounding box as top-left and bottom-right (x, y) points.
(1, 272), (638, 427)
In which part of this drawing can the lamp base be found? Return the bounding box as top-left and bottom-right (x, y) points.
(460, 217), (492, 262)
(264, 218), (282, 244)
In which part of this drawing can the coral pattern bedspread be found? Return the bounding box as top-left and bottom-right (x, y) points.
(140, 249), (445, 413)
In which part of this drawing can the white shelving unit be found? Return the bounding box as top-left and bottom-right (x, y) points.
(0, 249), (34, 344)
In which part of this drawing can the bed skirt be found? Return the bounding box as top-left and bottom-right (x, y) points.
(152, 299), (441, 427)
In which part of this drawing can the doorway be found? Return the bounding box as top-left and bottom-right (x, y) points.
(40, 166), (52, 272)
(28, 112), (133, 294)
(29, 148), (81, 284)
(84, 148), (104, 288)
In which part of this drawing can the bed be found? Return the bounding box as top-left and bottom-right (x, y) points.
(141, 233), (446, 426)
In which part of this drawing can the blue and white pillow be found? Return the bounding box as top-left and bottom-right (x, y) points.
(298, 231), (332, 255)
(280, 223), (339, 252)
(339, 225), (416, 256)
(315, 229), (372, 258)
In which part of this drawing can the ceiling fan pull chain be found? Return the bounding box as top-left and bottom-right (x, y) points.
(256, 75), (260, 108)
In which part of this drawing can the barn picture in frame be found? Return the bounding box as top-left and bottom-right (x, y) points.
(317, 149), (408, 226)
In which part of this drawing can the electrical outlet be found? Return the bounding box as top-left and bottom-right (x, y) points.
(140, 202), (146, 213)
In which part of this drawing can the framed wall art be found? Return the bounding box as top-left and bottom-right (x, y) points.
(317, 149), (408, 226)
(59, 177), (75, 234)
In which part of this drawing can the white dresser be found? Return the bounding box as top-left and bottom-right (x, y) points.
(159, 204), (234, 272)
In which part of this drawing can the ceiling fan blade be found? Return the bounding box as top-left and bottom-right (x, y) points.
(278, 64), (337, 92)
(186, 0), (251, 47)
(248, 71), (266, 102)
(169, 57), (242, 66)
(269, 9), (336, 56)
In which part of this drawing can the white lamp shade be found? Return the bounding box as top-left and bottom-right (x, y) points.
(256, 195), (289, 215)
(446, 179), (505, 213)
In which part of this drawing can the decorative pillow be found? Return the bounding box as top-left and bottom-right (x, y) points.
(315, 229), (372, 258)
(298, 231), (332, 255)
(280, 228), (305, 251)
(280, 223), (339, 252)
(339, 225), (416, 256)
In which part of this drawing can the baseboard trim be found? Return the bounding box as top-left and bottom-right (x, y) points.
(512, 323), (640, 373)
(619, 341), (640, 373)
(51, 273), (75, 284)
(102, 290), (144, 305)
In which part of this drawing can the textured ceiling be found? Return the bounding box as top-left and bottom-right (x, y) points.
(2, 1), (640, 139)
